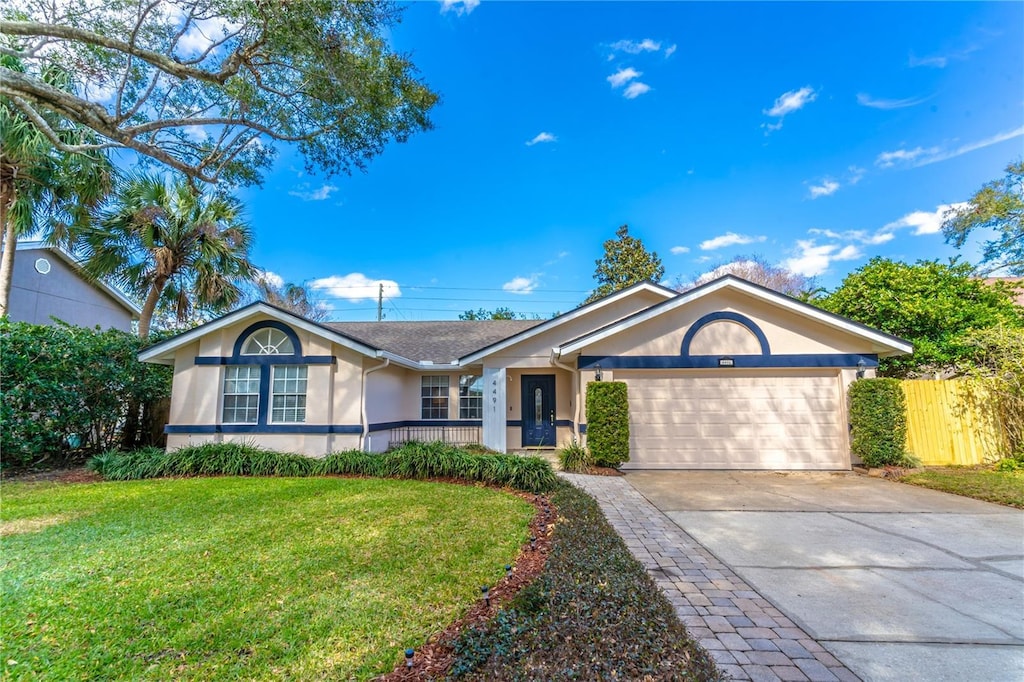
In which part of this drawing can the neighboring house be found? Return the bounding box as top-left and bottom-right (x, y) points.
(139, 275), (912, 470)
(5, 241), (141, 331)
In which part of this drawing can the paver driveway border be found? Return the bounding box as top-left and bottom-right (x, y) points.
(563, 473), (859, 682)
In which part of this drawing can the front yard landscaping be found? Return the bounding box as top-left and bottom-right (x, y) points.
(900, 467), (1024, 508)
(1, 476), (533, 680)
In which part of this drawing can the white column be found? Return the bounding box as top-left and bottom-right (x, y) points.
(482, 366), (507, 452)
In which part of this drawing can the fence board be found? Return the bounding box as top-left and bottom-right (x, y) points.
(902, 380), (1006, 466)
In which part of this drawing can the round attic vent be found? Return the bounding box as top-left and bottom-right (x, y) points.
(34, 257), (51, 275)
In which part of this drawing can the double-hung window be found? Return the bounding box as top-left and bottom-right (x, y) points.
(222, 325), (308, 425)
(223, 366), (260, 423)
(421, 376), (449, 419)
(459, 374), (483, 419)
(271, 366), (307, 423)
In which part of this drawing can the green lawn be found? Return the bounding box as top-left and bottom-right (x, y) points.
(0, 477), (533, 680)
(901, 468), (1024, 508)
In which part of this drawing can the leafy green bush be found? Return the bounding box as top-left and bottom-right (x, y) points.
(448, 483), (719, 680)
(557, 438), (591, 472)
(585, 381), (630, 468)
(849, 378), (909, 467)
(0, 320), (172, 467)
(87, 441), (558, 493)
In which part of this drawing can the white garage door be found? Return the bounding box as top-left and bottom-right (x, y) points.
(616, 370), (848, 470)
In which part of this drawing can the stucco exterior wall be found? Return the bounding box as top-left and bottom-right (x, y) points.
(582, 289), (875, 357)
(166, 433), (359, 457)
(6, 247), (134, 330)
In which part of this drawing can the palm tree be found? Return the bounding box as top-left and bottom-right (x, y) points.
(79, 174), (256, 340)
(0, 56), (115, 316)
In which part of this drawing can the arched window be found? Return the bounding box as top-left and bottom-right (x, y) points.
(241, 327), (295, 355)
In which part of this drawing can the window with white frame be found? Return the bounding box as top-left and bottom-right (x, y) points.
(421, 375), (449, 419)
(242, 327), (295, 355)
(271, 365), (308, 423)
(222, 366), (260, 423)
(459, 374), (483, 419)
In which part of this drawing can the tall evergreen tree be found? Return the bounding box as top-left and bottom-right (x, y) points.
(585, 225), (664, 303)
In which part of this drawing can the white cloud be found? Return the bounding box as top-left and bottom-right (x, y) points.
(692, 260), (759, 286)
(699, 232), (767, 251)
(808, 179), (840, 199)
(856, 93), (928, 110)
(808, 228), (894, 245)
(257, 270), (284, 288)
(174, 15), (243, 57)
(439, 0), (479, 15)
(623, 82), (652, 99)
(610, 38), (662, 54)
(503, 276), (538, 294)
(670, 246), (690, 255)
(784, 240), (862, 277)
(875, 146), (940, 168)
(310, 274), (401, 302)
(909, 54), (948, 68)
(876, 127), (1024, 169)
(847, 166), (866, 184)
(882, 202), (969, 236)
(664, 44), (677, 58)
(607, 67), (642, 88)
(288, 183), (339, 201)
(764, 86), (817, 117)
(526, 132), (557, 146)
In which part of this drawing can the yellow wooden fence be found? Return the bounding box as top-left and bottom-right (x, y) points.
(901, 379), (1007, 466)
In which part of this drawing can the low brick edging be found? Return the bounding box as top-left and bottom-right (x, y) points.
(561, 474), (859, 682)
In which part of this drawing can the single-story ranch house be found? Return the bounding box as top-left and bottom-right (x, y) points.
(139, 275), (912, 470)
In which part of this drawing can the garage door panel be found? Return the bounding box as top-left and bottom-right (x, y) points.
(617, 370), (848, 470)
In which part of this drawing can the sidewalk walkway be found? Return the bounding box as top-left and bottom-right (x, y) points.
(562, 473), (859, 682)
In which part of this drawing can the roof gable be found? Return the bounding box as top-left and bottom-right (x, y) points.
(16, 241), (142, 316)
(458, 280), (677, 364)
(138, 302), (383, 365)
(557, 275), (913, 357)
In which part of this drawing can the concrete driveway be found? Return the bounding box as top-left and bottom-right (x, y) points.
(627, 471), (1024, 682)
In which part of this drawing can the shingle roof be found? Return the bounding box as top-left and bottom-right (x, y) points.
(325, 320), (542, 363)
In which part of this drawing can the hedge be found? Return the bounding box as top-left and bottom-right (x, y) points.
(0, 320), (172, 467)
(586, 381), (630, 468)
(848, 378), (908, 468)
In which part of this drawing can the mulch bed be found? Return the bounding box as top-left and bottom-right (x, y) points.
(379, 492), (555, 681)
(1, 467), (102, 484)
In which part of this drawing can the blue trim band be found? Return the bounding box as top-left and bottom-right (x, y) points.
(165, 424), (362, 435)
(367, 419), (483, 432)
(506, 419), (573, 428)
(232, 320), (303, 357)
(194, 355), (334, 366)
(578, 354), (879, 370)
(680, 311), (770, 357)
(555, 419), (574, 428)
(579, 423), (587, 434)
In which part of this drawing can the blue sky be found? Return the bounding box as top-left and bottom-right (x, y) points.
(237, 1), (1024, 321)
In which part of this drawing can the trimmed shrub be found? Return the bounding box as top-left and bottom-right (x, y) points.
(448, 482), (719, 680)
(849, 378), (909, 467)
(585, 381), (630, 468)
(0, 320), (172, 467)
(557, 439), (591, 472)
(87, 441), (558, 493)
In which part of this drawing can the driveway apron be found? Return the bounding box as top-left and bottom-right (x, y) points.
(610, 471), (1024, 682)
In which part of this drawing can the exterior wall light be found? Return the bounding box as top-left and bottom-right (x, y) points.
(718, 357), (735, 368)
(856, 358), (867, 379)
(594, 364), (602, 381)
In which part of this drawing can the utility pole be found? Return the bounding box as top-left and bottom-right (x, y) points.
(377, 282), (383, 322)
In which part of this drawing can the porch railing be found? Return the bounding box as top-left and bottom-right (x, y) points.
(389, 425), (482, 447)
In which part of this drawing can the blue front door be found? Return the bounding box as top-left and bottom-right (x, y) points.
(521, 375), (556, 447)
